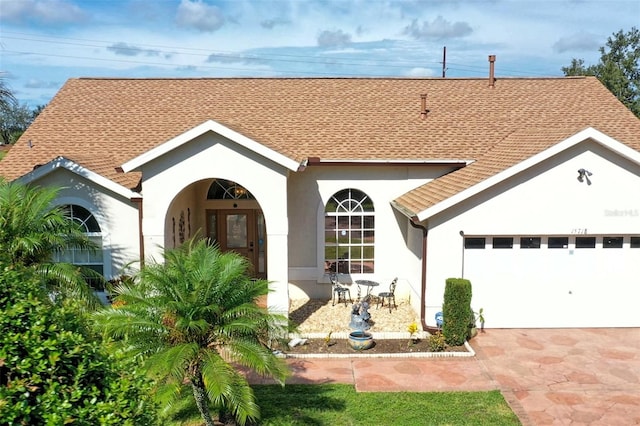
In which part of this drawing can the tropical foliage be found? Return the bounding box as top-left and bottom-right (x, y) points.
(0, 264), (158, 425)
(563, 27), (640, 117)
(0, 179), (100, 306)
(0, 77), (43, 145)
(0, 102), (44, 145)
(94, 238), (290, 426)
(0, 78), (16, 112)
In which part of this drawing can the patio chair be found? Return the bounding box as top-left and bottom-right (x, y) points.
(330, 273), (352, 306)
(376, 278), (397, 312)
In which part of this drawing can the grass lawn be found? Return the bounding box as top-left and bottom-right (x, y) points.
(166, 384), (521, 425)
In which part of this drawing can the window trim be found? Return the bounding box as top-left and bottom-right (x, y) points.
(53, 204), (104, 288)
(603, 236), (623, 249)
(548, 236), (569, 249)
(492, 237), (514, 249)
(520, 237), (541, 249)
(464, 237), (486, 249)
(575, 236), (596, 249)
(324, 188), (375, 274)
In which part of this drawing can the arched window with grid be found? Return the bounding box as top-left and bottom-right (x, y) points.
(324, 188), (374, 274)
(53, 205), (104, 288)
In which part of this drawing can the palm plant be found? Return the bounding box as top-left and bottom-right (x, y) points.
(0, 77), (16, 111)
(0, 179), (100, 305)
(93, 238), (290, 426)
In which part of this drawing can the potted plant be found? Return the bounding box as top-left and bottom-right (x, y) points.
(476, 308), (485, 332)
(469, 308), (485, 339)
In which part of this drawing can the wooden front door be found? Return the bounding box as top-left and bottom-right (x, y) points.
(207, 209), (266, 279)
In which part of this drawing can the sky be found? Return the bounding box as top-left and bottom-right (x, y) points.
(1, 0), (638, 107)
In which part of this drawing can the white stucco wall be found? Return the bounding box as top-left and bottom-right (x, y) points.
(424, 140), (640, 328)
(134, 131), (291, 313)
(286, 164), (453, 305)
(164, 184), (198, 250)
(33, 168), (141, 279)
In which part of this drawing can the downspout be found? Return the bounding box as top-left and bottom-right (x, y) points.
(409, 218), (428, 330)
(132, 197), (145, 268)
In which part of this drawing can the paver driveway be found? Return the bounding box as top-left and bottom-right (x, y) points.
(250, 328), (640, 425)
(473, 328), (640, 425)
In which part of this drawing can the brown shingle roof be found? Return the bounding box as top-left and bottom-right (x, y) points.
(1, 77), (639, 210)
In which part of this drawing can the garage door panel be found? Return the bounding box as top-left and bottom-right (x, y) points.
(464, 237), (640, 328)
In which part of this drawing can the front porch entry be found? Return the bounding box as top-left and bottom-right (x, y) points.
(166, 178), (268, 280)
(206, 209), (266, 279)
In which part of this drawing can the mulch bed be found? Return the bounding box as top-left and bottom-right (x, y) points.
(280, 338), (468, 355)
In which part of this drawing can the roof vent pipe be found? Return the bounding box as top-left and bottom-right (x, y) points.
(488, 55), (496, 88)
(420, 93), (430, 119)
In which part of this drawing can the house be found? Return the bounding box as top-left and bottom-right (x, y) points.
(2, 67), (640, 328)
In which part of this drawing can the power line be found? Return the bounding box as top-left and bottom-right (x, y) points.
(2, 50), (400, 77)
(1, 31), (444, 69)
(2, 30), (557, 77)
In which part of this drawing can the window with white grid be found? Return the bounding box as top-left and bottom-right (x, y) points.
(324, 189), (374, 274)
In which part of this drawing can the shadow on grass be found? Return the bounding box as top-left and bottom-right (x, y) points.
(253, 384), (348, 425)
(160, 391), (208, 425)
(161, 384), (348, 425)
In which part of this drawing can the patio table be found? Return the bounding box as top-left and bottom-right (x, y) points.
(355, 279), (379, 301)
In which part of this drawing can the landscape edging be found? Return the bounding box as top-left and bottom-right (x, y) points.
(282, 332), (476, 359)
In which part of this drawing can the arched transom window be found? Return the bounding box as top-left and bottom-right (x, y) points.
(53, 205), (104, 287)
(324, 188), (374, 274)
(207, 179), (255, 200)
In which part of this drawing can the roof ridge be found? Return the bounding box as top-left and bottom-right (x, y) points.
(73, 76), (587, 82)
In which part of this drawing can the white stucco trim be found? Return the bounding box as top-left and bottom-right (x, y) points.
(120, 119), (301, 173)
(16, 156), (141, 200)
(309, 159), (474, 165)
(415, 127), (640, 222)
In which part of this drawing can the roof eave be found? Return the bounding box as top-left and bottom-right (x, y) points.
(306, 158), (473, 167)
(120, 119), (301, 173)
(16, 157), (142, 200)
(414, 127), (640, 222)
(389, 199), (420, 220)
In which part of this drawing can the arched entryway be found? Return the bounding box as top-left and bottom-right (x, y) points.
(205, 179), (266, 279)
(165, 178), (267, 279)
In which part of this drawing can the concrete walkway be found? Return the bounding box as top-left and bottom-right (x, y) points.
(248, 328), (640, 425)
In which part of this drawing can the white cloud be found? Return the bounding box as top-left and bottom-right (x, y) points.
(206, 53), (268, 66)
(175, 0), (225, 32)
(553, 32), (601, 53)
(405, 67), (436, 77)
(107, 42), (162, 57)
(260, 17), (291, 30)
(317, 29), (352, 47)
(24, 79), (58, 89)
(0, 0), (87, 24)
(403, 16), (473, 40)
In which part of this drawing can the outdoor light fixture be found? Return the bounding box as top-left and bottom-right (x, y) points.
(577, 168), (592, 185)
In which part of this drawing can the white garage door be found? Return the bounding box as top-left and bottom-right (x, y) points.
(463, 235), (640, 328)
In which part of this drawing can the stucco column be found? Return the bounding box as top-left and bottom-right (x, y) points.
(266, 216), (289, 317)
(140, 189), (168, 264)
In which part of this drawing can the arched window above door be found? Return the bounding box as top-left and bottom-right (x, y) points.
(207, 179), (255, 200)
(324, 188), (375, 274)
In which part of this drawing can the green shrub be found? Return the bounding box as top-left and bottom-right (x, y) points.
(0, 265), (158, 425)
(428, 332), (447, 352)
(442, 277), (472, 346)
